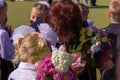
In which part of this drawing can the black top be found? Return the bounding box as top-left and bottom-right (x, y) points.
(105, 23), (120, 63)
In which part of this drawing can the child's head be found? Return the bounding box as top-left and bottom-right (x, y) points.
(77, 3), (89, 21)
(13, 32), (50, 64)
(29, 1), (50, 24)
(45, 1), (83, 43)
(109, 0), (120, 22)
(0, 0), (7, 26)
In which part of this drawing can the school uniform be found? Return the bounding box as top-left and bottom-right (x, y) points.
(8, 62), (36, 80)
(102, 23), (120, 80)
(0, 25), (14, 61)
(0, 24), (14, 80)
(105, 23), (120, 63)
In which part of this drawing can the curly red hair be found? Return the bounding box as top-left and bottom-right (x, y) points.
(45, 1), (83, 36)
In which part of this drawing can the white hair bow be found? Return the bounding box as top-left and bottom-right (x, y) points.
(38, 23), (57, 46)
(37, 1), (50, 8)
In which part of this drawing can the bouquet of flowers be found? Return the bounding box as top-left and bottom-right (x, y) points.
(35, 26), (112, 80)
(35, 50), (86, 80)
(66, 26), (111, 69)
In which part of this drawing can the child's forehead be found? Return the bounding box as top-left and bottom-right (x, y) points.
(30, 8), (41, 14)
(30, 10), (44, 18)
(31, 7), (39, 11)
(31, 7), (46, 13)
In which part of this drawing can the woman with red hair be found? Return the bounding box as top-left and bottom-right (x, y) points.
(44, 1), (111, 80)
(45, 1), (83, 45)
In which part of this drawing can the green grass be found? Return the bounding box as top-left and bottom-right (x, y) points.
(88, 0), (111, 28)
(7, 0), (111, 29)
(7, 1), (37, 29)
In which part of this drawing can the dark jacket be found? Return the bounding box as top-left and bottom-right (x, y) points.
(105, 23), (120, 63)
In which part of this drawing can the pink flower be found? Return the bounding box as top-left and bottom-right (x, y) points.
(54, 70), (75, 80)
(36, 53), (75, 80)
(36, 53), (55, 80)
(36, 72), (46, 80)
(71, 52), (86, 71)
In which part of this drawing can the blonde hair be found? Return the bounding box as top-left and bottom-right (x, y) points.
(109, 0), (120, 22)
(13, 32), (50, 64)
(29, 3), (49, 18)
(77, 3), (89, 20)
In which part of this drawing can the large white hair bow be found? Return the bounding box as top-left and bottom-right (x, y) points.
(12, 25), (36, 44)
(38, 23), (57, 46)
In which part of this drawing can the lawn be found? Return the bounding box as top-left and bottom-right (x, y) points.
(7, 0), (36, 29)
(88, 0), (111, 28)
(6, 0), (111, 29)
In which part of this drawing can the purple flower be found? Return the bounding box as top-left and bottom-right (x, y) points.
(98, 29), (107, 36)
(90, 26), (98, 33)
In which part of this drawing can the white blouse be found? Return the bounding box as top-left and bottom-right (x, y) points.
(8, 62), (36, 80)
(0, 24), (14, 61)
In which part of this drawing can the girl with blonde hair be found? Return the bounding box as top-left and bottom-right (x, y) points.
(8, 32), (51, 80)
(29, 1), (50, 32)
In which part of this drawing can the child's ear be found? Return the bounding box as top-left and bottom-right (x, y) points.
(108, 11), (111, 17)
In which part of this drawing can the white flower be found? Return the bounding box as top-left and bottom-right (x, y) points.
(52, 50), (72, 73)
(90, 41), (101, 54)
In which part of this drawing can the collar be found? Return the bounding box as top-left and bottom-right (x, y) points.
(18, 62), (35, 71)
(106, 23), (120, 35)
(109, 23), (120, 27)
(111, 22), (120, 24)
